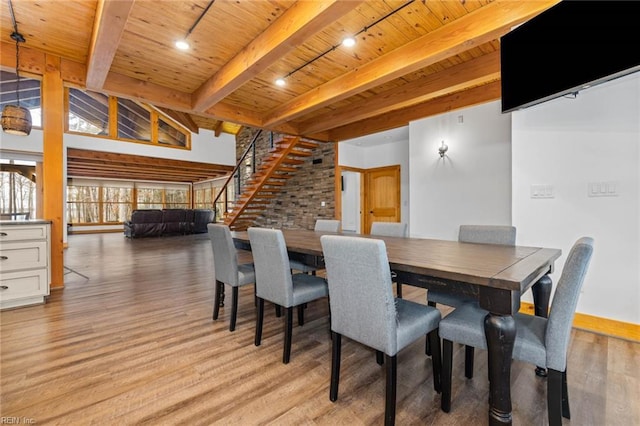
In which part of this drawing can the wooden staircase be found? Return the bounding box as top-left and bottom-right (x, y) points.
(224, 136), (318, 230)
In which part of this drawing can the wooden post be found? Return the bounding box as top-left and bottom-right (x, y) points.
(42, 54), (65, 288)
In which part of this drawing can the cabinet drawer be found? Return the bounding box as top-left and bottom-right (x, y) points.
(0, 241), (48, 271)
(0, 225), (47, 241)
(0, 269), (49, 301)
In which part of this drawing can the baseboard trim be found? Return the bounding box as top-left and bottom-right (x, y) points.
(520, 302), (639, 342)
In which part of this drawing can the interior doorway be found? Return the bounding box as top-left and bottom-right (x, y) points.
(338, 165), (401, 234)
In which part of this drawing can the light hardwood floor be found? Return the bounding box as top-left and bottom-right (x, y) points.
(1, 233), (638, 425)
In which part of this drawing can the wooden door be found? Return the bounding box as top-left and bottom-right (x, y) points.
(364, 165), (400, 234)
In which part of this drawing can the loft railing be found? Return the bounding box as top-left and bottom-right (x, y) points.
(212, 129), (263, 218)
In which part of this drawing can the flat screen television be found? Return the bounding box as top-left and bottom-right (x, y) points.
(500, 1), (640, 113)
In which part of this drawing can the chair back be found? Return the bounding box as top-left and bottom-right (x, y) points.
(314, 219), (341, 232)
(207, 224), (241, 286)
(248, 227), (294, 306)
(545, 237), (594, 371)
(370, 222), (408, 237)
(321, 235), (398, 355)
(458, 225), (516, 245)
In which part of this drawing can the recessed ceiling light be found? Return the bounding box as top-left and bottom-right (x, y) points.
(342, 36), (356, 47)
(175, 40), (190, 50)
(275, 78), (286, 87)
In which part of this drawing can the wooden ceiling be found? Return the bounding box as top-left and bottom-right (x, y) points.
(0, 0), (560, 143)
(66, 148), (234, 183)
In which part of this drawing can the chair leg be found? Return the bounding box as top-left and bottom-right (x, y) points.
(384, 354), (397, 426)
(283, 307), (293, 364)
(255, 298), (264, 346)
(441, 339), (453, 413)
(376, 350), (384, 365)
(213, 280), (222, 320)
(229, 286), (239, 331)
(396, 282), (403, 298)
(547, 368), (563, 426)
(428, 330), (442, 393)
(562, 369), (570, 419)
(298, 305), (304, 326)
(464, 345), (474, 379)
(425, 301), (436, 356)
(330, 332), (342, 402)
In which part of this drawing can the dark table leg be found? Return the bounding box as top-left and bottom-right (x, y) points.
(485, 313), (516, 426)
(531, 274), (552, 376)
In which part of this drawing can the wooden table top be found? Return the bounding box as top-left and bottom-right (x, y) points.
(231, 229), (562, 293)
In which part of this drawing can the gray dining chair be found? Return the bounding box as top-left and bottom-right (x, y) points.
(207, 223), (255, 332)
(439, 237), (594, 426)
(426, 224), (516, 375)
(370, 221), (408, 298)
(248, 227), (329, 364)
(289, 219), (341, 275)
(321, 235), (442, 426)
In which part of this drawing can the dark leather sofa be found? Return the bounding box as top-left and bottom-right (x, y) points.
(124, 208), (215, 238)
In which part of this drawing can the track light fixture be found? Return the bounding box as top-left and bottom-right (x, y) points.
(274, 0), (415, 87)
(175, 0), (215, 51)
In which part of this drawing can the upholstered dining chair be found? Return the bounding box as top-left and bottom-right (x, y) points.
(426, 224), (516, 374)
(369, 221), (408, 298)
(438, 237), (594, 426)
(207, 223), (256, 332)
(289, 219), (341, 275)
(321, 235), (442, 426)
(248, 227), (329, 364)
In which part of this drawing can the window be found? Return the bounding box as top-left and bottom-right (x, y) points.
(136, 183), (189, 210)
(64, 87), (190, 149)
(194, 177), (234, 219)
(68, 88), (108, 134)
(118, 98), (151, 141)
(67, 185), (100, 223)
(0, 159), (37, 220)
(67, 180), (133, 225)
(0, 70), (41, 128)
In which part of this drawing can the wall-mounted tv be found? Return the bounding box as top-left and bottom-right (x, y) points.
(500, 1), (640, 114)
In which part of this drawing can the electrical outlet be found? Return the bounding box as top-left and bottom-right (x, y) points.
(530, 184), (554, 199)
(588, 181), (618, 197)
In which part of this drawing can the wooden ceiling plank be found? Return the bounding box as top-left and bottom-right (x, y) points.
(298, 50), (501, 134)
(192, 0), (363, 112)
(86, 0), (135, 90)
(262, 0), (559, 127)
(329, 80), (501, 141)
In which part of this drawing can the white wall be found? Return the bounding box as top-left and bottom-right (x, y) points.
(512, 73), (640, 324)
(338, 133), (410, 228)
(409, 101), (512, 240)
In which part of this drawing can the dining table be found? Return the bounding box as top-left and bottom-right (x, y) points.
(231, 228), (562, 426)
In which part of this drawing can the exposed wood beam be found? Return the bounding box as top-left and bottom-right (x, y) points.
(298, 50), (501, 134)
(329, 80), (501, 142)
(192, 0), (363, 112)
(213, 120), (223, 137)
(86, 0), (135, 90)
(159, 108), (200, 133)
(263, 0), (559, 127)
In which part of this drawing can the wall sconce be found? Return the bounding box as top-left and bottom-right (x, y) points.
(438, 140), (448, 158)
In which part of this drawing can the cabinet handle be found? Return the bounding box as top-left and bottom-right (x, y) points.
(0, 232), (7, 236)
(0, 286), (8, 290)
(0, 256), (7, 260)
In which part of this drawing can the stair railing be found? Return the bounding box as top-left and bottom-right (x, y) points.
(212, 129), (263, 218)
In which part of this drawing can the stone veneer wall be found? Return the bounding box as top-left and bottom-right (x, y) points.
(235, 128), (335, 230)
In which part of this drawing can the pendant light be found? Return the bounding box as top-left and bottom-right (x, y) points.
(1, 0), (32, 136)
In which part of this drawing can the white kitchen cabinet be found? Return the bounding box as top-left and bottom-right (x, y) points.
(0, 221), (51, 309)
